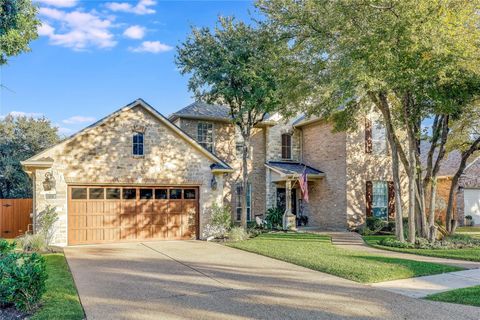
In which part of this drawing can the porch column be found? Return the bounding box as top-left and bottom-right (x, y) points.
(283, 179), (296, 230)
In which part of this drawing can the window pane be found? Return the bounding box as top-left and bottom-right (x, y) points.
(155, 189), (168, 199)
(372, 181), (388, 219)
(123, 188), (136, 200)
(140, 189), (153, 199)
(89, 188), (105, 200)
(72, 188), (87, 200)
(184, 189), (196, 199)
(170, 189), (182, 199)
(106, 188), (121, 200)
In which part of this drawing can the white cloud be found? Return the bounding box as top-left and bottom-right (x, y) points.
(0, 111), (44, 120)
(35, 0), (78, 7)
(57, 127), (75, 135)
(62, 116), (96, 124)
(129, 41), (172, 54)
(123, 25), (146, 39)
(38, 7), (117, 50)
(105, 0), (156, 15)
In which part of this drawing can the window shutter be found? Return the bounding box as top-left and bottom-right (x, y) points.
(365, 118), (373, 153)
(388, 181), (395, 220)
(366, 181), (373, 217)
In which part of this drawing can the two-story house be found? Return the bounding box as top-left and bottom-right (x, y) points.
(22, 98), (407, 246)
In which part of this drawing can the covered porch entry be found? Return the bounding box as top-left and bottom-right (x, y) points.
(265, 161), (325, 228)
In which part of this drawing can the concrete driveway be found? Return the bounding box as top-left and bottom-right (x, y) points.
(64, 241), (480, 320)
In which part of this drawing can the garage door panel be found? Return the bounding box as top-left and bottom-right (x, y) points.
(68, 186), (198, 245)
(104, 201), (122, 215)
(87, 201), (105, 214)
(465, 189), (480, 225)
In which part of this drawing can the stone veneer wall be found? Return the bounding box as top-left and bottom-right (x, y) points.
(345, 112), (409, 229)
(301, 120), (348, 230)
(31, 105), (225, 246)
(178, 118), (267, 220)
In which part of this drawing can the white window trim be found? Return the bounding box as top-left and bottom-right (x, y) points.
(197, 122), (214, 153)
(372, 180), (388, 219)
(132, 132), (144, 156)
(281, 133), (292, 160)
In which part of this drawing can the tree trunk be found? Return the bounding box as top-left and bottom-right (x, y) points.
(240, 132), (250, 229)
(428, 177), (437, 233)
(372, 92), (404, 242)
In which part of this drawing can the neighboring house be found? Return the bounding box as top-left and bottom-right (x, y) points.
(421, 146), (480, 226)
(22, 98), (408, 246)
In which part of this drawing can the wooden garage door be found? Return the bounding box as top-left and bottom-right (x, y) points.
(68, 186), (199, 245)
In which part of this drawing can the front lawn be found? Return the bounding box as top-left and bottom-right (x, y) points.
(364, 235), (480, 262)
(426, 285), (480, 307)
(31, 253), (84, 320)
(227, 233), (461, 283)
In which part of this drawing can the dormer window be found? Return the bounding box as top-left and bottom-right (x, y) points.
(133, 132), (144, 156)
(281, 134), (292, 160)
(198, 122), (213, 152)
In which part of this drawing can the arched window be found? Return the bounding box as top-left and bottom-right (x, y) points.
(132, 132), (144, 156)
(281, 134), (292, 160)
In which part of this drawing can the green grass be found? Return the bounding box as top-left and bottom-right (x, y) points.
(227, 233), (462, 283)
(457, 227), (480, 233)
(364, 235), (480, 262)
(426, 285), (480, 306)
(31, 254), (84, 320)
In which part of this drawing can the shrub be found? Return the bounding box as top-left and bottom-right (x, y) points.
(0, 252), (47, 312)
(0, 239), (15, 255)
(211, 204), (232, 230)
(36, 206), (58, 246)
(16, 233), (47, 252)
(202, 224), (228, 240)
(227, 227), (249, 242)
(379, 237), (415, 248)
(265, 208), (283, 229)
(360, 217), (388, 235)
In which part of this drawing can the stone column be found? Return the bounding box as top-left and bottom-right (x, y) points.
(283, 179), (296, 230)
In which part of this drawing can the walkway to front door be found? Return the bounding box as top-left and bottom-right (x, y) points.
(65, 241), (480, 320)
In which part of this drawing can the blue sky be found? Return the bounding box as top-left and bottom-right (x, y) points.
(0, 0), (255, 136)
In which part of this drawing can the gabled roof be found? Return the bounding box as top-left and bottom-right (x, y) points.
(420, 141), (479, 178)
(22, 98), (233, 172)
(265, 161), (325, 178)
(170, 101), (232, 122)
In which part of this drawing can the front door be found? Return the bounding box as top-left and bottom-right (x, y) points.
(276, 188), (297, 215)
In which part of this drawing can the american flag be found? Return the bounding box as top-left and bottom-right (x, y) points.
(299, 166), (309, 203)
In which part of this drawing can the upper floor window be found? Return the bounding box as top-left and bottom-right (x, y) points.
(372, 121), (387, 155)
(132, 132), (144, 156)
(197, 122), (213, 152)
(281, 134), (292, 159)
(365, 118), (387, 155)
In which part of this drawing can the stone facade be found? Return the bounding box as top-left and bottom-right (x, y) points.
(176, 118), (267, 221)
(25, 104), (225, 246)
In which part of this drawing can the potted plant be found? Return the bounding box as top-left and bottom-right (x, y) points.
(465, 215), (474, 226)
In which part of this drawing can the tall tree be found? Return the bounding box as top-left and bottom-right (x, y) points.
(259, 0), (480, 241)
(0, 0), (39, 65)
(176, 17), (296, 228)
(0, 115), (59, 198)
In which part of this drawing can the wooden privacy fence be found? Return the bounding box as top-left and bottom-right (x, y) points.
(0, 199), (33, 239)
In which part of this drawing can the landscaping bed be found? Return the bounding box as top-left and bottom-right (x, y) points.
(364, 235), (480, 262)
(227, 232), (462, 283)
(426, 285), (480, 307)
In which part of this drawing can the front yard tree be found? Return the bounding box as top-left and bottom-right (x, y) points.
(0, 0), (39, 65)
(176, 17), (293, 228)
(259, 0), (480, 242)
(0, 115), (59, 198)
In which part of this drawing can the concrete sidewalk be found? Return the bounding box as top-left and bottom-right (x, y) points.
(372, 269), (480, 298)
